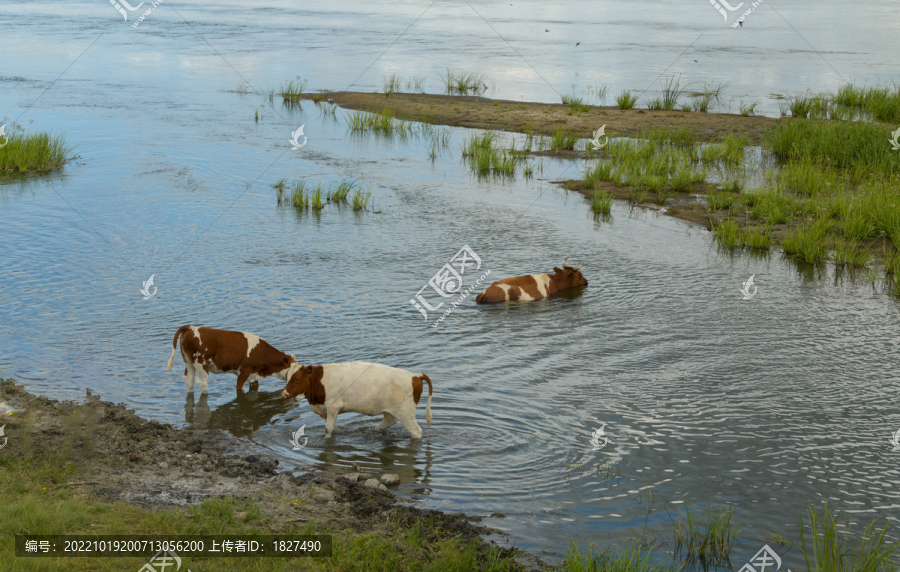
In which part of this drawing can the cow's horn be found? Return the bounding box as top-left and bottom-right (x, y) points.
(575, 262), (584, 271)
(562, 256), (569, 268)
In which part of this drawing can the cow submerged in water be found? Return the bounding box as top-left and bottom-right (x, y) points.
(475, 258), (588, 304)
(166, 325), (298, 394)
(281, 362), (433, 439)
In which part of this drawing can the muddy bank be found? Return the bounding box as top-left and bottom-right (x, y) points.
(0, 378), (550, 570)
(315, 91), (776, 144)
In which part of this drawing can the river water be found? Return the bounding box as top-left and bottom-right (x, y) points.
(2, 0), (900, 566)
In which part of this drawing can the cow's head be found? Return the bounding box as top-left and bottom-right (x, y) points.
(276, 355), (300, 381)
(282, 364), (322, 400)
(553, 257), (588, 288)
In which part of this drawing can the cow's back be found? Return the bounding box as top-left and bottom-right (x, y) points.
(322, 362), (419, 414)
(182, 327), (249, 369)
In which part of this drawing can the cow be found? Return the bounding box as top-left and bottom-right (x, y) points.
(280, 361), (433, 439)
(166, 325), (298, 394)
(475, 258), (588, 304)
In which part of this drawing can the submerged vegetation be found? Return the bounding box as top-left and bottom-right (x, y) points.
(0, 120), (73, 177)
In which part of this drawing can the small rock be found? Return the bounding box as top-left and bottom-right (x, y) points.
(364, 479), (388, 492)
(342, 473), (375, 483)
(311, 488), (335, 502)
(379, 474), (400, 486)
(159, 462), (169, 469)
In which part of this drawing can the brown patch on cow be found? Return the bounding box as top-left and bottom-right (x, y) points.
(307, 366), (326, 405)
(412, 376), (424, 405)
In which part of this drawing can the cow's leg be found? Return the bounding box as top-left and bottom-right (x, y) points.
(195, 363), (211, 395)
(235, 369), (253, 393)
(248, 372), (261, 391)
(396, 406), (423, 440)
(183, 358), (196, 394)
(324, 406), (340, 438)
(376, 412), (397, 430)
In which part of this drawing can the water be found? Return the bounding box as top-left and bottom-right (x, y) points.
(2, 0), (900, 566)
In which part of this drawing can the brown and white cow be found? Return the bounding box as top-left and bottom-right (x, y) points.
(281, 361), (433, 439)
(166, 325), (298, 394)
(475, 258), (588, 304)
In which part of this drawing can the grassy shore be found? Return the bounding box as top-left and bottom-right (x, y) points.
(0, 121), (72, 178)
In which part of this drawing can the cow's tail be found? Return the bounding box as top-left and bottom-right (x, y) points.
(475, 291), (486, 304)
(422, 373), (433, 427)
(166, 325), (191, 371)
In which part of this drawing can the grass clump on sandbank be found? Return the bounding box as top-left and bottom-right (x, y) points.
(279, 77), (309, 102)
(0, 121), (74, 177)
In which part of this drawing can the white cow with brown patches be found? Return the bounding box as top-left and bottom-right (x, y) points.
(166, 325), (297, 394)
(475, 258), (588, 304)
(281, 361), (433, 439)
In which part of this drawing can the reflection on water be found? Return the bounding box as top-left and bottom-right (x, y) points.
(185, 390), (296, 438)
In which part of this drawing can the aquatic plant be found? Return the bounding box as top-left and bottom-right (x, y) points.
(562, 92), (592, 114)
(560, 543), (673, 572)
(659, 74), (685, 111)
(832, 237), (871, 268)
(791, 503), (899, 572)
(781, 218), (835, 264)
(352, 187), (372, 211)
(403, 75), (426, 93)
(0, 122), (73, 177)
(439, 68), (488, 96)
(591, 188), (613, 214)
(743, 226), (773, 251)
(280, 78), (308, 102)
(328, 179), (359, 203)
(235, 80), (251, 95)
(713, 219), (742, 249)
(647, 98), (664, 111)
(583, 161), (614, 187)
(550, 126), (579, 151)
(739, 99), (759, 116)
(672, 504), (740, 569)
(693, 95), (712, 113)
(788, 94), (812, 118)
(698, 80), (729, 104)
(616, 90), (638, 109)
(382, 73), (401, 98)
(706, 190), (736, 211)
(310, 183), (325, 210)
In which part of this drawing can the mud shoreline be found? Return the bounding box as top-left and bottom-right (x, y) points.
(0, 378), (550, 570)
(315, 91), (776, 144)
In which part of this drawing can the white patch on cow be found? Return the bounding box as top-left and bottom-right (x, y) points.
(189, 326), (202, 345)
(296, 362), (431, 440)
(243, 333), (261, 357)
(517, 284), (535, 301)
(498, 283), (512, 301)
(532, 274), (551, 298)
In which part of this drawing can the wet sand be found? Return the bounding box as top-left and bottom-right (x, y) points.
(317, 91), (777, 143)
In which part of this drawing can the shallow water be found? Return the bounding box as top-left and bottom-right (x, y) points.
(2, 0), (900, 566)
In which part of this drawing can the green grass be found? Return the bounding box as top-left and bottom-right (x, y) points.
(591, 187), (613, 213)
(739, 99), (759, 116)
(791, 504), (899, 572)
(328, 179), (360, 203)
(706, 190), (736, 211)
(647, 97), (664, 111)
(788, 94), (812, 118)
(559, 544), (674, 572)
(659, 74), (685, 111)
(0, 123), (73, 176)
(550, 126), (579, 151)
(279, 78), (308, 102)
(616, 90), (638, 109)
(403, 75), (427, 93)
(713, 219), (743, 249)
(672, 505), (740, 569)
(562, 93), (592, 114)
(832, 237), (871, 268)
(352, 187), (372, 211)
(781, 218), (835, 264)
(583, 161), (614, 186)
(382, 73), (401, 97)
(440, 69), (488, 96)
(692, 95), (711, 113)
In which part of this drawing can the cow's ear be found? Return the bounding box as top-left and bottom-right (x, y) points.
(282, 356), (291, 366)
(552, 267), (563, 274)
